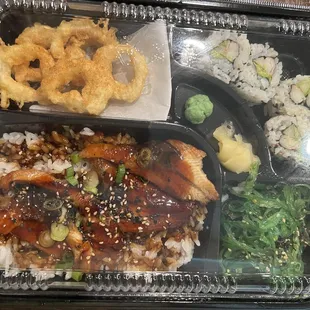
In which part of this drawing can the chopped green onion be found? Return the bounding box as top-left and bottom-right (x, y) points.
(66, 166), (74, 178)
(115, 164), (126, 184)
(71, 152), (81, 164)
(66, 176), (78, 186)
(55, 252), (74, 270)
(58, 206), (67, 224)
(75, 213), (82, 228)
(50, 223), (69, 242)
(84, 186), (98, 195)
(71, 271), (83, 282)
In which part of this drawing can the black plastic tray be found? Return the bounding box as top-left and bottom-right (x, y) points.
(0, 112), (223, 274)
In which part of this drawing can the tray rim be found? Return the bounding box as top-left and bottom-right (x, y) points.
(0, 0), (309, 301)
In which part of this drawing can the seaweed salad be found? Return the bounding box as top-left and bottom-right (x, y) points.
(221, 163), (310, 276)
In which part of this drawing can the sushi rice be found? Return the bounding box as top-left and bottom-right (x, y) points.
(264, 114), (310, 164)
(269, 75), (310, 116)
(180, 30), (251, 84)
(234, 43), (282, 104)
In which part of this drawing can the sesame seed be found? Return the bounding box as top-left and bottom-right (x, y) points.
(86, 256), (91, 260)
(138, 227), (143, 231)
(91, 252), (95, 257)
(99, 241), (104, 244)
(167, 214), (170, 218)
(110, 177), (113, 181)
(105, 228), (109, 232)
(93, 211), (98, 216)
(115, 240), (119, 244)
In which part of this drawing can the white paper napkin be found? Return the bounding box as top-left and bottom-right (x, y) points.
(30, 20), (172, 121)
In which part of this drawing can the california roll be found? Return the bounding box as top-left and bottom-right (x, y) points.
(182, 30), (251, 84)
(234, 43), (283, 104)
(265, 114), (310, 165)
(269, 75), (310, 115)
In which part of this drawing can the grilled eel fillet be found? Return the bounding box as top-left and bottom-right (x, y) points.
(80, 139), (219, 204)
(0, 169), (195, 244)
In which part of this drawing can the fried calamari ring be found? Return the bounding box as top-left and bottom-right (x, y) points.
(0, 44), (54, 108)
(14, 22), (90, 84)
(12, 63), (41, 84)
(93, 44), (148, 103)
(15, 23), (57, 49)
(50, 18), (117, 59)
(16, 20), (117, 58)
(40, 44), (148, 115)
(12, 44), (86, 85)
(39, 58), (114, 115)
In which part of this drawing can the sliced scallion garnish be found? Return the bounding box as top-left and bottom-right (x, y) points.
(115, 164), (126, 184)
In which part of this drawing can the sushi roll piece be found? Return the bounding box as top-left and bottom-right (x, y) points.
(180, 30), (251, 84)
(269, 75), (310, 115)
(234, 43), (283, 105)
(265, 114), (310, 165)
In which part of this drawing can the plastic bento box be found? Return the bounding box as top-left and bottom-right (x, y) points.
(0, 0), (310, 305)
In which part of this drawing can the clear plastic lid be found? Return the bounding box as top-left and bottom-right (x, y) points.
(0, 0), (309, 303)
